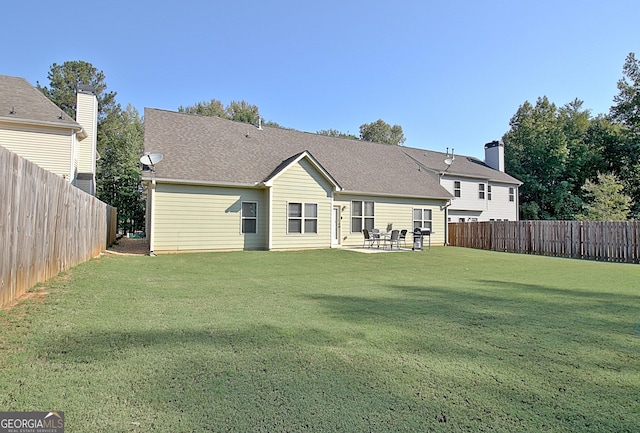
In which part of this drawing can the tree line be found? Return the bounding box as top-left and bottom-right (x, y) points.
(34, 53), (639, 232)
(503, 52), (640, 221)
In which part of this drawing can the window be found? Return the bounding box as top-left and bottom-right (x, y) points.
(241, 202), (257, 234)
(413, 208), (432, 231)
(478, 183), (485, 199)
(287, 203), (318, 233)
(509, 187), (515, 202)
(487, 185), (492, 200)
(288, 202), (318, 234)
(454, 181), (461, 197)
(304, 203), (318, 233)
(351, 200), (374, 233)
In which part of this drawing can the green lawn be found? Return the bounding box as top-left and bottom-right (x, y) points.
(1, 247), (638, 432)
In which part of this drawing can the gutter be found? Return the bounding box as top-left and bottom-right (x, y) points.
(0, 116), (82, 131)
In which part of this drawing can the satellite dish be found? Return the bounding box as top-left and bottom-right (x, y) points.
(140, 153), (164, 166)
(444, 158), (453, 165)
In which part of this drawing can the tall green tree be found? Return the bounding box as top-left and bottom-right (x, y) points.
(576, 173), (631, 221)
(38, 61), (145, 231)
(503, 97), (580, 219)
(97, 105), (145, 232)
(611, 52), (640, 135)
(359, 119), (406, 145)
(609, 52), (640, 218)
(37, 61), (118, 123)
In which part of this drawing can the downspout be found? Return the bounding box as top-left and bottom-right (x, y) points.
(443, 200), (452, 246)
(149, 179), (157, 256)
(267, 186), (273, 250)
(69, 131), (76, 183)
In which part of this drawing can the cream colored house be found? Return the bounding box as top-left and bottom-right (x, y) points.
(142, 109), (520, 253)
(0, 75), (98, 195)
(143, 109), (455, 252)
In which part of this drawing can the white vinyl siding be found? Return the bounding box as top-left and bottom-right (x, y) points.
(484, 183), (518, 221)
(442, 176), (518, 222)
(152, 183), (267, 252)
(270, 158), (333, 250)
(0, 122), (74, 180)
(75, 92), (97, 174)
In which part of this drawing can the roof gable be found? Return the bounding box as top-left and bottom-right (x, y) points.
(263, 151), (342, 191)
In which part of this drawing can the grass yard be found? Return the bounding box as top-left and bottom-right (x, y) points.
(0, 247), (639, 432)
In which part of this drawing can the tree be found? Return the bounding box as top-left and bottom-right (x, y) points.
(179, 99), (260, 124)
(608, 52), (640, 218)
(178, 99), (226, 117)
(316, 129), (358, 140)
(576, 173), (631, 221)
(359, 119), (406, 145)
(97, 105), (145, 232)
(610, 52), (640, 134)
(38, 61), (145, 232)
(37, 61), (118, 123)
(503, 97), (578, 219)
(226, 100), (260, 124)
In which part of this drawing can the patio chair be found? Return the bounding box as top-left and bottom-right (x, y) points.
(362, 229), (377, 248)
(388, 229), (400, 249)
(371, 228), (382, 248)
(399, 229), (408, 247)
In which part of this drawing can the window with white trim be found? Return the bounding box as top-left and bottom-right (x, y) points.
(241, 202), (257, 234)
(288, 202), (318, 234)
(454, 181), (461, 197)
(478, 183), (485, 199)
(509, 187), (515, 202)
(351, 200), (374, 233)
(412, 208), (432, 231)
(487, 185), (492, 200)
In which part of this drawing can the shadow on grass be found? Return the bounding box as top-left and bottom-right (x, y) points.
(25, 277), (640, 432)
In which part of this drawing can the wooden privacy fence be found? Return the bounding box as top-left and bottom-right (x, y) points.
(0, 146), (117, 307)
(448, 220), (640, 263)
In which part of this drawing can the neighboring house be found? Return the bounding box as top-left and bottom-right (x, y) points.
(403, 141), (522, 222)
(142, 108), (521, 253)
(0, 75), (98, 195)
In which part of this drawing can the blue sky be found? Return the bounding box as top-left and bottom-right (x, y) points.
(3, 0), (638, 158)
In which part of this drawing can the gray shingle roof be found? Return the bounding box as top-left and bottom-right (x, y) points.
(401, 147), (521, 184)
(143, 108), (519, 199)
(0, 75), (80, 128)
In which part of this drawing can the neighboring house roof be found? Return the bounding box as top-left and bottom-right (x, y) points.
(143, 108), (519, 199)
(402, 147), (521, 185)
(0, 75), (81, 131)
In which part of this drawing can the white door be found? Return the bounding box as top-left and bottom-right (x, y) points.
(332, 206), (340, 246)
